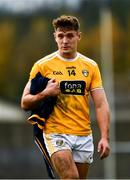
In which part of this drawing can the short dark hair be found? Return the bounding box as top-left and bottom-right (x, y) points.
(52, 15), (80, 31)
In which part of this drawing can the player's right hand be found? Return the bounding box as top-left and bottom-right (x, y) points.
(43, 78), (61, 97)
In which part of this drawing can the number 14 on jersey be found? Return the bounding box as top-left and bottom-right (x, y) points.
(68, 69), (76, 76)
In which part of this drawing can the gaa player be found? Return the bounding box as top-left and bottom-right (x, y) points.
(21, 15), (110, 179)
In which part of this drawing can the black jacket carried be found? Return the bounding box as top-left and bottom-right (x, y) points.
(27, 72), (57, 130)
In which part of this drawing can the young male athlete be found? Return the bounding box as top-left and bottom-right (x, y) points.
(21, 15), (110, 179)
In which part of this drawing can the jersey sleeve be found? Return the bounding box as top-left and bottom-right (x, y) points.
(29, 62), (41, 80)
(90, 64), (103, 91)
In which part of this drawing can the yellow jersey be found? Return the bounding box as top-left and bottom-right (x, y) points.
(29, 51), (103, 136)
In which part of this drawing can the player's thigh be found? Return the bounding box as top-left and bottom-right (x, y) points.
(51, 149), (78, 178)
(76, 162), (89, 179)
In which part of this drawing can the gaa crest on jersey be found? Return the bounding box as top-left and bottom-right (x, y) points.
(60, 80), (86, 95)
(82, 69), (89, 77)
(53, 71), (63, 75)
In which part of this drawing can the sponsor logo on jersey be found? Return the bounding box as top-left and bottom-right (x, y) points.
(82, 69), (89, 77)
(66, 66), (76, 69)
(60, 80), (86, 95)
(53, 71), (63, 75)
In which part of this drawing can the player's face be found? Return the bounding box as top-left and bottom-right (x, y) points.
(54, 28), (81, 58)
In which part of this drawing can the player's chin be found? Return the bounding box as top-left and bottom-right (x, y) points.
(62, 49), (71, 54)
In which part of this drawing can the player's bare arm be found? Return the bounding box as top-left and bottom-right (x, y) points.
(21, 78), (60, 110)
(91, 89), (110, 159)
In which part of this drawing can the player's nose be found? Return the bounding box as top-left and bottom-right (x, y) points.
(63, 37), (68, 43)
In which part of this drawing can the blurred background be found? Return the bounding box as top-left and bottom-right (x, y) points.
(0, 0), (130, 179)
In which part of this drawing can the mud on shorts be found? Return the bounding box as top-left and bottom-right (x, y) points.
(43, 133), (94, 164)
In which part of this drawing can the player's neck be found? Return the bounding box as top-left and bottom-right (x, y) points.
(58, 51), (77, 60)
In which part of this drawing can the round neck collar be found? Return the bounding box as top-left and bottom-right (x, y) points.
(56, 51), (79, 62)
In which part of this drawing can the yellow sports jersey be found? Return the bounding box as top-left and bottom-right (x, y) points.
(29, 51), (103, 136)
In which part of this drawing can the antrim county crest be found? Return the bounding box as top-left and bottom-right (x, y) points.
(82, 70), (89, 77)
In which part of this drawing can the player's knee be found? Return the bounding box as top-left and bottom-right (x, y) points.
(58, 167), (79, 179)
(63, 171), (79, 179)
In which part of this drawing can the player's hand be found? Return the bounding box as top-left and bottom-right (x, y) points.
(43, 78), (60, 97)
(97, 138), (110, 159)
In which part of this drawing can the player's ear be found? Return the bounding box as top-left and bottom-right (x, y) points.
(53, 32), (58, 43)
(78, 32), (81, 41)
(53, 32), (56, 39)
(77, 31), (81, 41)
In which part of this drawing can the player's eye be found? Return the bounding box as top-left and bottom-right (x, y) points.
(67, 34), (74, 38)
(58, 34), (64, 39)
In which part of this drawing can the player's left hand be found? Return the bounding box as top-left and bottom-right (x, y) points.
(97, 138), (110, 159)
